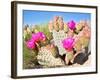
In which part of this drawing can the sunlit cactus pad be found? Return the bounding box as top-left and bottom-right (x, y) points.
(52, 30), (67, 56)
(37, 46), (65, 67)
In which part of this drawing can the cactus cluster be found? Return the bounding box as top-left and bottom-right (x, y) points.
(23, 16), (91, 68)
(37, 45), (65, 67)
(48, 16), (91, 65)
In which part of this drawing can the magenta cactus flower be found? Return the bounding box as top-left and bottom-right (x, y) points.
(68, 20), (76, 30)
(32, 32), (46, 42)
(26, 39), (36, 49)
(38, 32), (46, 41)
(26, 32), (46, 49)
(62, 37), (75, 51)
(32, 33), (40, 42)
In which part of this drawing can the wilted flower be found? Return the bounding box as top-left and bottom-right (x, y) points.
(26, 39), (36, 49)
(68, 20), (76, 30)
(62, 37), (75, 51)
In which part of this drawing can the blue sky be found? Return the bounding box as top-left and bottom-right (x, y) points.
(23, 10), (91, 26)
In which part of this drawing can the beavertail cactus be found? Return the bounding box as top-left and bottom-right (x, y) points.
(37, 45), (65, 67)
(52, 30), (67, 56)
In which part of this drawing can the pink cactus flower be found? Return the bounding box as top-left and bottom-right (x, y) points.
(26, 39), (36, 49)
(32, 32), (46, 42)
(32, 33), (40, 42)
(62, 37), (75, 51)
(38, 32), (46, 41)
(68, 20), (76, 30)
